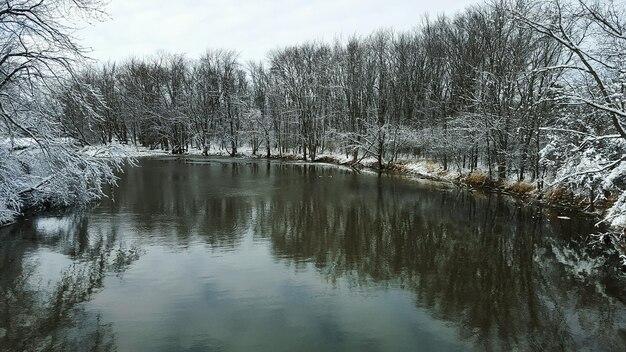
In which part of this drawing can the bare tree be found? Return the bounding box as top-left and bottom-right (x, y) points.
(0, 0), (126, 224)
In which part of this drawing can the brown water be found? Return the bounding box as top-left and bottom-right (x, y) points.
(1, 157), (625, 351)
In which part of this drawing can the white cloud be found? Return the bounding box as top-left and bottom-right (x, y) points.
(78, 0), (480, 63)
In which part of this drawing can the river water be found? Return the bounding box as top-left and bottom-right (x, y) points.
(1, 157), (625, 351)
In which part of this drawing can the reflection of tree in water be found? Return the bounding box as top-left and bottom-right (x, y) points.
(0, 215), (141, 351)
(102, 159), (252, 249)
(252, 173), (626, 351)
(12, 160), (621, 351)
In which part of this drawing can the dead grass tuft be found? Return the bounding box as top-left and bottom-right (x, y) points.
(425, 160), (439, 173)
(279, 154), (302, 161)
(387, 162), (410, 173)
(508, 181), (535, 194)
(365, 161), (385, 169)
(464, 172), (494, 188)
(544, 187), (573, 204)
(315, 156), (340, 164)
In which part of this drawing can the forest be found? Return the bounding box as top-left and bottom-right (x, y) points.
(2, 0), (626, 238)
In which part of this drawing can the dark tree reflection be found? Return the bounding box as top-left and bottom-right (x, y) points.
(105, 159), (626, 350)
(247, 166), (626, 351)
(0, 215), (140, 352)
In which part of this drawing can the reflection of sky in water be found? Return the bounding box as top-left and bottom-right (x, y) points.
(35, 217), (74, 236)
(87, 236), (470, 352)
(25, 249), (73, 294)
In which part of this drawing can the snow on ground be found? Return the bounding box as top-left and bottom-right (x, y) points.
(314, 151), (377, 165)
(401, 160), (463, 181)
(81, 143), (168, 158)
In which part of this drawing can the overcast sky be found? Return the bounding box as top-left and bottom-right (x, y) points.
(79, 0), (481, 63)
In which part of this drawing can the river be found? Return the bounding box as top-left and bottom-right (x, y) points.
(1, 157), (625, 351)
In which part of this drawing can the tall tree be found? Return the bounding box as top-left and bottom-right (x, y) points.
(0, 0), (124, 223)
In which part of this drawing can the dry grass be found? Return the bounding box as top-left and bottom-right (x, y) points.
(278, 154), (302, 161)
(315, 156), (340, 164)
(464, 172), (494, 188)
(436, 169), (450, 177)
(508, 181), (535, 194)
(424, 160), (439, 173)
(365, 161), (384, 169)
(544, 187), (573, 204)
(393, 159), (441, 173)
(600, 191), (620, 210)
(387, 162), (410, 173)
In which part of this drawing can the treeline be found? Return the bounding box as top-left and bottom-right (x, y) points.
(60, 0), (626, 189)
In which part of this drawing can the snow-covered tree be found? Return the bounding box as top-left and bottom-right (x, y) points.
(513, 0), (626, 228)
(0, 0), (125, 224)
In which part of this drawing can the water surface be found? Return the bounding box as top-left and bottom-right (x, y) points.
(1, 157), (625, 351)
